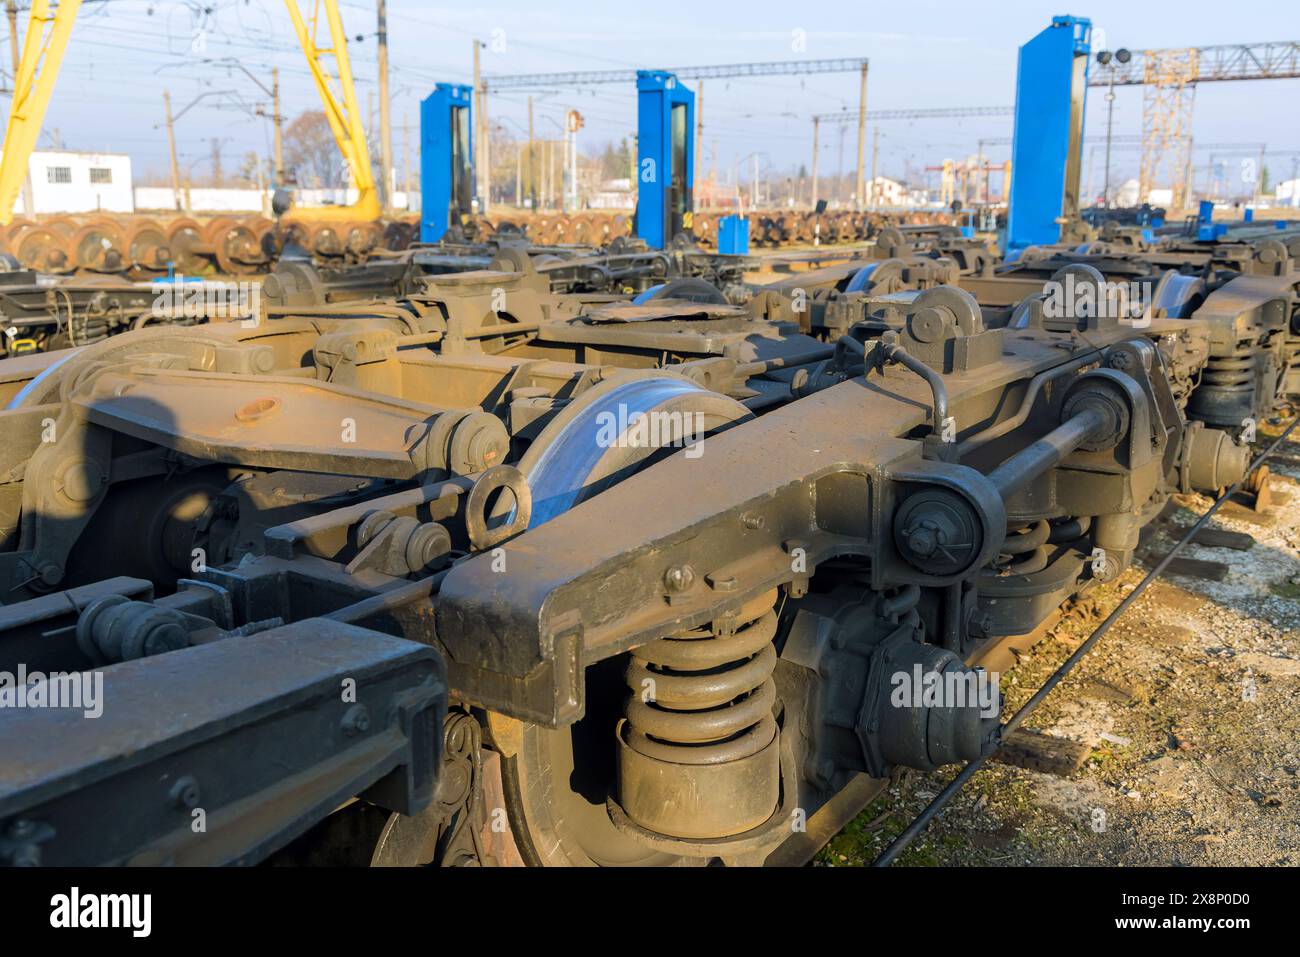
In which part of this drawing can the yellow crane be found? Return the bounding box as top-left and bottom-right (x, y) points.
(0, 0), (81, 227)
(2, 0), (376, 228)
(282, 0), (379, 222)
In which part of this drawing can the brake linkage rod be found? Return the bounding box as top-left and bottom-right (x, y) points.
(873, 413), (1300, 867)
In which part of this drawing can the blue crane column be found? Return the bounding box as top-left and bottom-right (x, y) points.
(1006, 16), (1092, 252)
(420, 83), (475, 243)
(635, 70), (694, 249)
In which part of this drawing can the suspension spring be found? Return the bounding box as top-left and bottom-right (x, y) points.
(995, 519), (1050, 576)
(615, 590), (782, 842)
(1188, 343), (1264, 427)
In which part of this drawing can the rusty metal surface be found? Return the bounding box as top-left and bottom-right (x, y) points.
(0, 221), (1290, 866)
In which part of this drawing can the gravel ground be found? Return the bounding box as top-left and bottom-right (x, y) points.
(818, 422), (1300, 867)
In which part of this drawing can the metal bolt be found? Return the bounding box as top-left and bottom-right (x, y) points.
(169, 775), (201, 809)
(663, 564), (695, 593)
(342, 704), (371, 736)
(904, 520), (941, 557)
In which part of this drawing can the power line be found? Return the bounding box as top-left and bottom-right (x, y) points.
(813, 106), (1012, 121)
(483, 58), (869, 90)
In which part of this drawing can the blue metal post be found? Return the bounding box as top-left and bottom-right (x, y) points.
(717, 214), (749, 254)
(420, 83), (474, 243)
(1007, 16), (1092, 252)
(635, 70), (694, 249)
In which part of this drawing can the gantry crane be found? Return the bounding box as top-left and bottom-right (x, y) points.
(0, 0), (81, 227)
(0, 0), (376, 227)
(282, 0), (379, 221)
(486, 57), (874, 212)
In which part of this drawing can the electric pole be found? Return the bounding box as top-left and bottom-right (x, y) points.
(272, 68), (283, 184)
(696, 80), (704, 193)
(1254, 145), (1265, 207)
(630, 133), (638, 207)
(527, 95), (536, 209)
(5, 1), (16, 75)
(855, 62), (868, 209)
(163, 90), (182, 211)
(402, 114), (411, 200)
(869, 127), (879, 210)
(811, 116), (819, 210)
(470, 40), (492, 214)
(1103, 66), (1116, 207)
(480, 77), (491, 214)
(377, 0), (393, 211)
(211, 137), (223, 187)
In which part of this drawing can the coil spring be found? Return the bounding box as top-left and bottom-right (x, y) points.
(623, 593), (778, 766)
(1201, 349), (1259, 394)
(995, 519), (1050, 575)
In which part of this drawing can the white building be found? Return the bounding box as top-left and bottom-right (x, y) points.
(588, 178), (634, 210)
(1114, 178), (1141, 208)
(867, 176), (909, 207)
(10, 150), (134, 215)
(1276, 178), (1300, 208)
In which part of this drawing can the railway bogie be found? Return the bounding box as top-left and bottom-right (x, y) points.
(0, 215), (1295, 868)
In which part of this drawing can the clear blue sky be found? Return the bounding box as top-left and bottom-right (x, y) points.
(16, 0), (1300, 190)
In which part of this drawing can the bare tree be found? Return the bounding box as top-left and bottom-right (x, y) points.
(283, 110), (342, 188)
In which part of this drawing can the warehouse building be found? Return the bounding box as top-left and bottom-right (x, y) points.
(9, 149), (134, 215)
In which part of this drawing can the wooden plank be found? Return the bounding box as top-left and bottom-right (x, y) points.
(1215, 500), (1276, 527)
(1191, 527), (1255, 550)
(991, 729), (1092, 777)
(765, 773), (885, 867)
(1164, 557), (1230, 581)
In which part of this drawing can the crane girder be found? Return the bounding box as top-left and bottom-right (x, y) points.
(282, 0), (379, 222)
(0, 0), (82, 227)
(1089, 41), (1300, 86)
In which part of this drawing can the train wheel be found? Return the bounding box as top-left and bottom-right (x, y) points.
(69, 223), (127, 272)
(492, 376), (753, 865)
(14, 227), (72, 272)
(252, 218), (281, 262)
(344, 220), (383, 258)
(277, 219), (312, 253)
(124, 220), (172, 272)
(382, 219), (414, 250)
(310, 222), (344, 258)
(43, 215), (82, 235)
(209, 219), (267, 275)
(165, 218), (209, 273)
(565, 213), (594, 245)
